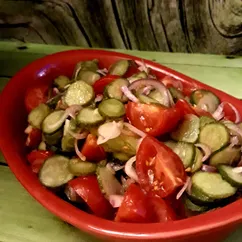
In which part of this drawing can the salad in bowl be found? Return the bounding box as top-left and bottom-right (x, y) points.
(1, 49), (242, 242)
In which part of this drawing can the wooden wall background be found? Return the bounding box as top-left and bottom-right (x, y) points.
(0, 0), (242, 55)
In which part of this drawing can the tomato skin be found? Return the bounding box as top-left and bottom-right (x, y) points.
(136, 136), (186, 198)
(68, 176), (113, 219)
(27, 150), (53, 173)
(115, 184), (151, 223)
(149, 195), (177, 222)
(25, 85), (49, 113)
(126, 102), (181, 136)
(81, 134), (106, 162)
(93, 75), (119, 94)
(27, 150), (53, 164)
(175, 99), (212, 118)
(25, 128), (42, 148)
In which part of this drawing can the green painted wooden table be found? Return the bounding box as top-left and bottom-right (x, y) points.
(0, 41), (242, 242)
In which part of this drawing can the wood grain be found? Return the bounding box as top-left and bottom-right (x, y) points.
(0, 0), (242, 54)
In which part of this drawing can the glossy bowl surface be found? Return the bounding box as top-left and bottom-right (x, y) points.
(0, 49), (242, 242)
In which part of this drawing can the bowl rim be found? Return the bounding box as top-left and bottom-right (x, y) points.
(1, 48), (242, 240)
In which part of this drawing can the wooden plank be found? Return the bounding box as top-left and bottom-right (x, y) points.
(0, 165), (241, 242)
(1, 0), (242, 54)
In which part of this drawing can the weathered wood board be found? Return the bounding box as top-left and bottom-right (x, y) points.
(0, 0), (242, 54)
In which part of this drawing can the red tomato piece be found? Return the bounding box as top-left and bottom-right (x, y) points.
(27, 150), (53, 164)
(115, 183), (151, 223)
(93, 75), (119, 94)
(149, 195), (177, 222)
(126, 102), (181, 136)
(175, 99), (212, 118)
(27, 150), (53, 173)
(223, 103), (236, 122)
(81, 134), (106, 162)
(25, 128), (42, 148)
(136, 136), (186, 198)
(123, 61), (139, 77)
(68, 176), (113, 219)
(25, 85), (49, 113)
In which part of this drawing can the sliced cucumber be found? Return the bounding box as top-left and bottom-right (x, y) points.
(54, 75), (71, 91)
(191, 171), (237, 202)
(43, 129), (63, 146)
(191, 147), (203, 172)
(128, 71), (147, 83)
(190, 89), (220, 113)
(42, 110), (66, 134)
(102, 134), (138, 156)
(76, 108), (104, 127)
(148, 89), (168, 106)
(136, 93), (158, 104)
(96, 165), (124, 196)
(171, 114), (200, 143)
(165, 141), (195, 168)
(113, 152), (131, 162)
(209, 145), (241, 166)
(199, 116), (216, 129)
(218, 165), (242, 187)
(73, 59), (99, 79)
(168, 87), (184, 102)
(38, 141), (46, 151)
(68, 158), (97, 176)
(184, 196), (208, 212)
(28, 103), (50, 129)
(199, 123), (229, 153)
(76, 70), (100, 85)
(64, 81), (94, 106)
(105, 78), (129, 102)
(109, 60), (130, 76)
(39, 155), (74, 188)
(98, 99), (125, 118)
(61, 134), (75, 152)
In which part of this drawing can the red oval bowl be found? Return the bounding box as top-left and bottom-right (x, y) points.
(0, 49), (242, 242)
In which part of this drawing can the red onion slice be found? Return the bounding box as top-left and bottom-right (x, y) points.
(94, 94), (103, 103)
(109, 195), (124, 208)
(123, 122), (146, 137)
(201, 164), (217, 173)
(237, 157), (242, 167)
(229, 136), (240, 148)
(124, 156), (139, 182)
(121, 86), (139, 103)
(195, 143), (212, 162)
(65, 105), (82, 119)
(224, 122), (242, 142)
(232, 167), (242, 173)
(135, 60), (149, 74)
(74, 139), (86, 161)
(68, 130), (88, 140)
(24, 125), (33, 134)
(142, 86), (153, 95)
(128, 79), (170, 107)
(97, 68), (108, 76)
(213, 102), (241, 123)
(176, 177), (191, 200)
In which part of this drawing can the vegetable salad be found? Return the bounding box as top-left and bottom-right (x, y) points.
(25, 58), (242, 222)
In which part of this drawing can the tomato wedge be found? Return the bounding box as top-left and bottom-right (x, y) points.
(149, 195), (177, 222)
(93, 75), (119, 94)
(25, 85), (49, 113)
(136, 136), (186, 198)
(27, 150), (53, 173)
(81, 134), (106, 162)
(25, 128), (42, 148)
(175, 99), (212, 118)
(115, 183), (151, 223)
(126, 102), (181, 136)
(68, 176), (113, 219)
